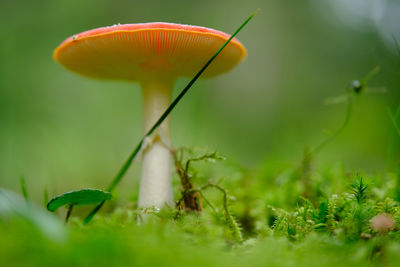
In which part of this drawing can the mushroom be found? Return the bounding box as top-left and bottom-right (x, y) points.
(53, 22), (247, 209)
(371, 213), (395, 233)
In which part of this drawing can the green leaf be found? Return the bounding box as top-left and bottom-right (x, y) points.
(47, 189), (111, 212)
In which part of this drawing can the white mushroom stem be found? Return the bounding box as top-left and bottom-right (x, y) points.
(138, 77), (175, 209)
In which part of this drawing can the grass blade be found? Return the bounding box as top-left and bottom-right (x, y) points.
(83, 11), (258, 224)
(19, 176), (29, 203)
(387, 105), (400, 172)
(392, 34), (400, 57)
(65, 204), (74, 224)
(387, 106), (400, 138)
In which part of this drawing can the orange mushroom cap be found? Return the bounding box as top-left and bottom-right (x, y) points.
(54, 22), (247, 81)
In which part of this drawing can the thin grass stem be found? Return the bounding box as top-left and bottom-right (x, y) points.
(65, 204), (74, 224)
(309, 94), (353, 155)
(20, 176), (29, 203)
(387, 106), (400, 138)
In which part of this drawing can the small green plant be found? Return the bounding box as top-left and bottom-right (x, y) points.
(297, 67), (382, 200)
(173, 147), (224, 212)
(350, 177), (369, 204)
(200, 182), (243, 244)
(173, 147), (242, 243)
(312, 66), (381, 155)
(47, 189), (111, 223)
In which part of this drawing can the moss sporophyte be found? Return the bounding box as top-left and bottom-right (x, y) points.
(53, 18), (253, 220)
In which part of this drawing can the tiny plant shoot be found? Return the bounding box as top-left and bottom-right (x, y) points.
(19, 176), (29, 203)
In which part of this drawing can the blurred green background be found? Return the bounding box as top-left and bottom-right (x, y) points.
(1, 0), (399, 202)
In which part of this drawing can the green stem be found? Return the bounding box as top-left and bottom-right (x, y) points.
(387, 107), (400, 138)
(309, 92), (353, 156)
(200, 183), (243, 243)
(65, 204), (73, 224)
(19, 176), (29, 204)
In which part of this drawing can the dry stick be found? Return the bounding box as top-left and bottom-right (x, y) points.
(84, 11), (258, 224)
